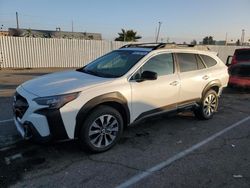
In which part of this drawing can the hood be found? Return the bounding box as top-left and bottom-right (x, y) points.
(21, 70), (112, 97)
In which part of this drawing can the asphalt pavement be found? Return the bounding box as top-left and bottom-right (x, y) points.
(0, 69), (249, 188)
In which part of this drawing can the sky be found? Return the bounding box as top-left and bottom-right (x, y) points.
(0, 0), (250, 43)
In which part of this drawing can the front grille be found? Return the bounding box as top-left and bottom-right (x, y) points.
(13, 92), (29, 119)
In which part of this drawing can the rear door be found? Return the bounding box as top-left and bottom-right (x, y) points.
(175, 53), (210, 104)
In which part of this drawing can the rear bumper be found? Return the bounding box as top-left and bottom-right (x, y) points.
(229, 76), (250, 88)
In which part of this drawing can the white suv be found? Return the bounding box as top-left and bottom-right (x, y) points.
(13, 43), (229, 152)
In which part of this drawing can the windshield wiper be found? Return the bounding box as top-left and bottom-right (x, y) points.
(78, 68), (100, 76)
(77, 68), (119, 78)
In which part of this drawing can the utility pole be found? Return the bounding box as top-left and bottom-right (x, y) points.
(71, 20), (74, 33)
(241, 29), (245, 46)
(123, 30), (126, 41)
(155, 21), (162, 43)
(225, 32), (228, 46)
(16, 12), (19, 29)
(155, 26), (157, 41)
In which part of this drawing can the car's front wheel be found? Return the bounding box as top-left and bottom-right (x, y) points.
(79, 105), (123, 153)
(194, 90), (218, 120)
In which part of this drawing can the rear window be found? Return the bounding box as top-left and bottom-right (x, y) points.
(200, 55), (217, 67)
(176, 53), (205, 72)
(176, 53), (197, 72)
(229, 65), (250, 77)
(235, 50), (250, 61)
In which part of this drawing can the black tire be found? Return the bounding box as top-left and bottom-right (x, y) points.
(194, 90), (218, 120)
(79, 105), (123, 153)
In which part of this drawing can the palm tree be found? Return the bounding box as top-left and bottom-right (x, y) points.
(115, 29), (141, 42)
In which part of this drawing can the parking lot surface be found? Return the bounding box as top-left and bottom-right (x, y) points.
(0, 69), (250, 188)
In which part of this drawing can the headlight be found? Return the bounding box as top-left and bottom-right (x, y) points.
(34, 92), (79, 109)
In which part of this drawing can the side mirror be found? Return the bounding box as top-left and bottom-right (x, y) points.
(141, 71), (158, 81)
(226, 56), (233, 66)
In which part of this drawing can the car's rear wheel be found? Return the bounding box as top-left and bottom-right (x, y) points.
(79, 105), (123, 153)
(194, 90), (218, 120)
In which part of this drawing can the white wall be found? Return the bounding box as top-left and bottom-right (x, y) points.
(0, 36), (249, 68)
(208, 45), (250, 63)
(0, 37), (128, 68)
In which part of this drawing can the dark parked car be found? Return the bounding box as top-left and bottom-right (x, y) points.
(226, 48), (250, 88)
(228, 63), (250, 88)
(226, 48), (250, 66)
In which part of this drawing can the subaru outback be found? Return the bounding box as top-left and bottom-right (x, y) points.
(13, 43), (229, 152)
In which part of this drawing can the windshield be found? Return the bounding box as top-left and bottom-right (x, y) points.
(79, 50), (148, 78)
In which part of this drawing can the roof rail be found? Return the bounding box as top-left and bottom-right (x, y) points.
(163, 44), (210, 51)
(120, 43), (210, 51)
(120, 43), (166, 49)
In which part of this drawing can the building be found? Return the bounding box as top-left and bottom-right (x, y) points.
(8, 28), (102, 40)
(215, 41), (226, 45)
(0, 31), (9, 36)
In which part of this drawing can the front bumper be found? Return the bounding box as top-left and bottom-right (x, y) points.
(14, 117), (52, 142)
(13, 86), (69, 142)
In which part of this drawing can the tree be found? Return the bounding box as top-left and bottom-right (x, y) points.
(24, 29), (33, 37)
(202, 36), (215, 45)
(115, 29), (141, 42)
(191, 40), (197, 45)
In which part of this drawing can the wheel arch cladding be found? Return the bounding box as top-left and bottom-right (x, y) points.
(74, 92), (130, 138)
(202, 80), (221, 97)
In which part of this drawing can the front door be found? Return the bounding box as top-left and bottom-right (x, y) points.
(129, 53), (180, 122)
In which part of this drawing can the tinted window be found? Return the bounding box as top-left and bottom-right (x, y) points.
(235, 50), (250, 61)
(176, 53), (198, 72)
(200, 55), (217, 67)
(142, 53), (174, 76)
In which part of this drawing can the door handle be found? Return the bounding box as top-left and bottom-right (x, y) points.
(202, 75), (209, 80)
(170, 81), (179, 86)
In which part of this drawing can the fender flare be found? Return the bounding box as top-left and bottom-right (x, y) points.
(74, 92), (130, 138)
(202, 80), (222, 97)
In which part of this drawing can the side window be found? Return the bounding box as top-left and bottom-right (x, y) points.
(176, 53), (198, 72)
(141, 53), (174, 76)
(200, 55), (217, 67)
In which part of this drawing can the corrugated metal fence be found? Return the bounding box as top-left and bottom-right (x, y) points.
(0, 37), (127, 68)
(208, 45), (250, 63)
(0, 37), (249, 68)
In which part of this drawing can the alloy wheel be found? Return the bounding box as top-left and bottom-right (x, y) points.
(203, 93), (217, 117)
(88, 114), (119, 148)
